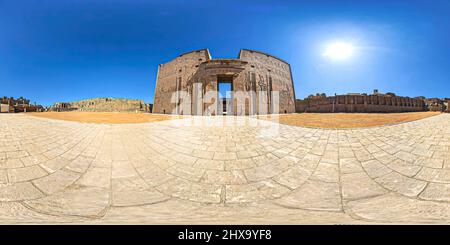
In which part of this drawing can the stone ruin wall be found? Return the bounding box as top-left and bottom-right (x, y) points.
(50, 98), (152, 112)
(440, 99), (449, 113)
(296, 94), (426, 113)
(153, 49), (296, 115)
(425, 98), (449, 112)
(0, 104), (13, 113)
(0, 96), (44, 113)
(153, 50), (210, 114)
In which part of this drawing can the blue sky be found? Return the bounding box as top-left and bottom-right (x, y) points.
(1, 0), (449, 106)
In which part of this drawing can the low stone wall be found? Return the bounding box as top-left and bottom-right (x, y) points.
(0, 104), (13, 113)
(49, 98), (152, 113)
(296, 94), (426, 113)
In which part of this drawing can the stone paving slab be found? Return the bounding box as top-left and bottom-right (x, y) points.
(0, 113), (449, 223)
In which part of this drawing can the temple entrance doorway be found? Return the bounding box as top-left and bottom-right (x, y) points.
(217, 76), (233, 115)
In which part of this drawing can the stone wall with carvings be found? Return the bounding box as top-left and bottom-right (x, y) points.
(238, 49), (296, 114)
(153, 49), (210, 114)
(152, 49), (296, 115)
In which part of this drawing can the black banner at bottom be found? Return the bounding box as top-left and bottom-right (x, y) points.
(0, 225), (448, 243)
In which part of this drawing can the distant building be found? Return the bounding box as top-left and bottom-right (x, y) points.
(0, 96), (44, 113)
(295, 90), (426, 113)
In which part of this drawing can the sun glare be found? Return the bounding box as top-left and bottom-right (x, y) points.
(323, 42), (354, 60)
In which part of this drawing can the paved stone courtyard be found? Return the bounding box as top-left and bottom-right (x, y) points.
(0, 114), (449, 224)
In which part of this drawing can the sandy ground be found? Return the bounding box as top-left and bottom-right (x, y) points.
(25, 111), (441, 128)
(258, 111), (441, 128)
(27, 111), (183, 124)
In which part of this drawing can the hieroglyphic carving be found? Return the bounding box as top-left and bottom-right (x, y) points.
(258, 74), (267, 91)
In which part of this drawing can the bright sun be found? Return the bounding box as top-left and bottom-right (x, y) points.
(323, 42), (354, 60)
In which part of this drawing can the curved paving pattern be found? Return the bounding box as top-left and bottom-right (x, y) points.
(0, 114), (449, 223)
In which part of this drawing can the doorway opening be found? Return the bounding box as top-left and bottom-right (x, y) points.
(217, 76), (233, 115)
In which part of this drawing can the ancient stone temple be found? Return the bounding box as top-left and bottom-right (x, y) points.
(153, 49), (296, 115)
(296, 91), (426, 113)
(49, 98), (152, 112)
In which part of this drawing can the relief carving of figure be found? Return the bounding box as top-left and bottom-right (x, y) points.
(258, 74), (267, 91)
(244, 72), (251, 91)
